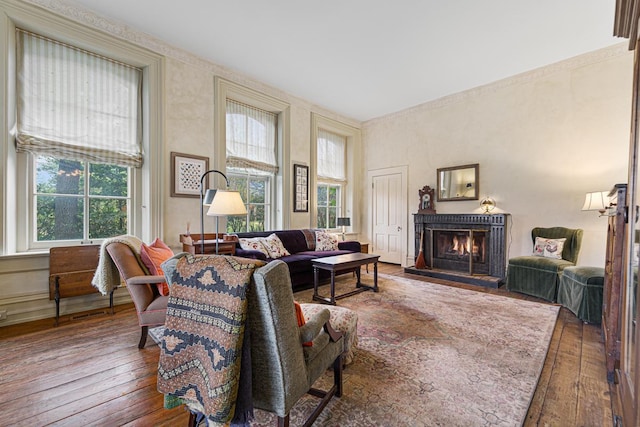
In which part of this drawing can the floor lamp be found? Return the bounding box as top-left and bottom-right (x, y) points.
(206, 190), (247, 253)
(199, 169), (246, 254)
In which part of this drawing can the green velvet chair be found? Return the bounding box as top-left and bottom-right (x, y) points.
(506, 227), (583, 302)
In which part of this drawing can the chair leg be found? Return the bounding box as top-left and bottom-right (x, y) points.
(333, 354), (343, 397)
(138, 325), (148, 349)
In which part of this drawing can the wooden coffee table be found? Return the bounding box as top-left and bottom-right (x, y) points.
(312, 252), (380, 305)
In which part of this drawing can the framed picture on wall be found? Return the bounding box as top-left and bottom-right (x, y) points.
(171, 152), (209, 198)
(293, 164), (309, 212)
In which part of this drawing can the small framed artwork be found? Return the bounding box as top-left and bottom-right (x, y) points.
(171, 152), (209, 198)
(293, 164), (309, 212)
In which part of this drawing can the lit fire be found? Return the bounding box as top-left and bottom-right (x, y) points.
(451, 235), (470, 255)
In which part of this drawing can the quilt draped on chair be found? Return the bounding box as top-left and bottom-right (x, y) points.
(157, 254), (265, 425)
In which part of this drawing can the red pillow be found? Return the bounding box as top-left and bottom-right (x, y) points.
(140, 238), (174, 296)
(294, 301), (312, 347)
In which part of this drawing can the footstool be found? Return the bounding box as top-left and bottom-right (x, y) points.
(301, 303), (358, 365)
(557, 266), (605, 324)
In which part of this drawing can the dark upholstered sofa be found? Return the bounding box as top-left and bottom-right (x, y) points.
(233, 229), (361, 291)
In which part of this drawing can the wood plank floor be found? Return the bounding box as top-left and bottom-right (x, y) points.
(0, 263), (613, 426)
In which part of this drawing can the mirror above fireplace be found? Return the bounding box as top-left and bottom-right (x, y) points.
(437, 163), (479, 201)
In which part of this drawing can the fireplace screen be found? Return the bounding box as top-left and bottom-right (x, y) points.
(432, 229), (489, 275)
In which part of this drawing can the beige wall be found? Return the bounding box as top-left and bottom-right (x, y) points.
(0, 1), (633, 326)
(362, 44), (633, 268)
(0, 0), (360, 325)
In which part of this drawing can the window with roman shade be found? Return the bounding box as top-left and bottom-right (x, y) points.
(225, 99), (278, 232)
(317, 129), (346, 229)
(16, 29), (142, 244)
(16, 29), (143, 167)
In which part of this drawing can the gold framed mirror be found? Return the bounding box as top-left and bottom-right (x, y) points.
(437, 163), (479, 201)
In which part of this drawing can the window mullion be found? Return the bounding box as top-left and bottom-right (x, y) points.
(84, 162), (90, 241)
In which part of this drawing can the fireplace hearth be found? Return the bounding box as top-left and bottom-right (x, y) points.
(405, 213), (509, 288)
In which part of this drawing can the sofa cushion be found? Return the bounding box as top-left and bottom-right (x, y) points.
(239, 237), (270, 257)
(262, 233), (291, 259)
(315, 230), (339, 251)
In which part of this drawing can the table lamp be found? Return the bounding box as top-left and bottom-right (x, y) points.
(337, 217), (351, 241)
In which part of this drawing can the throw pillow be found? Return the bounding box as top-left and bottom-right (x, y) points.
(140, 238), (174, 296)
(238, 237), (270, 257)
(294, 301), (312, 347)
(532, 237), (566, 260)
(262, 233), (291, 259)
(315, 230), (339, 251)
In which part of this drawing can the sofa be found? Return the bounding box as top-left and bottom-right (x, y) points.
(232, 229), (361, 291)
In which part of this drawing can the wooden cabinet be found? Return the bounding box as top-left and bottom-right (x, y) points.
(603, 184), (627, 383)
(180, 233), (236, 255)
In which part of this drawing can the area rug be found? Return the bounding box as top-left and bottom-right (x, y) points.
(152, 273), (559, 426)
(254, 273), (558, 427)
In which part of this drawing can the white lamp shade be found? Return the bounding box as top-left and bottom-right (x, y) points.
(582, 191), (608, 211)
(206, 190), (247, 217)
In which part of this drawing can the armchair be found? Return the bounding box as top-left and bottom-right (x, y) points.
(248, 259), (344, 427)
(506, 227), (583, 302)
(105, 242), (168, 348)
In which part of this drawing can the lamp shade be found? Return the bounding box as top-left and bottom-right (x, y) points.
(582, 191), (608, 211)
(206, 190), (247, 217)
(337, 217), (351, 227)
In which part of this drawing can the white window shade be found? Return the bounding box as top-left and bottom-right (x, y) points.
(16, 29), (142, 167)
(317, 129), (346, 181)
(226, 99), (278, 174)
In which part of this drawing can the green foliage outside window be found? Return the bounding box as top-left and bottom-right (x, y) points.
(227, 173), (270, 233)
(35, 156), (129, 241)
(317, 184), (340, 229)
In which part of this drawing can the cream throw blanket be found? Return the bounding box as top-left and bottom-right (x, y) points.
(91, 235), (145, 295)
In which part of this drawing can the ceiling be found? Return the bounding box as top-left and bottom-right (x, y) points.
(67, 0), (622, 122)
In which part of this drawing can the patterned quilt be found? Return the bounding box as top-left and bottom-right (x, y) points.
(157, 254), (265, 424)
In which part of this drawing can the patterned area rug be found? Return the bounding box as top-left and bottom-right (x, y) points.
(250, 273), (559, 427)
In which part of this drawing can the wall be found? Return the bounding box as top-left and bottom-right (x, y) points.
(362, 44), (633, 268)
(0, 0), (360, 325)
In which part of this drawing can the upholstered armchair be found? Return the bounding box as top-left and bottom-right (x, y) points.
(105, 242), (168, 348)
(248, 260), (344, 427)
(506, 227), (583, 302)
(158, 255), (344, 427)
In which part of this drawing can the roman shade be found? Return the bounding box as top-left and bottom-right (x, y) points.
(16, 29), (143, 167)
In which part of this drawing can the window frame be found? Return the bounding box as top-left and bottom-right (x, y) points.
(310, 114), (361, 232)
(316, 181), (342, 230)
(214, 78), (290, 231)
(226, 169), (273, 233)
(29, 156), (132, 248)
(0, 4), (163, 254)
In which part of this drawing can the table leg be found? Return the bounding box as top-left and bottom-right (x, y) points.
(373, 261), (379, 292)
(355, 267), (362, 287)
(313, 267), (320, 300)
(330, 270), (337, 305)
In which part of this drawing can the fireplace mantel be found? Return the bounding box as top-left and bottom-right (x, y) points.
(406, 213), (510, 288)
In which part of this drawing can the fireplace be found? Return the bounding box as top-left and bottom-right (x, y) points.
(406, 214), (509, 288)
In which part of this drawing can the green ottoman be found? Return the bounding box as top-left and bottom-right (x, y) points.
(557, 266), (605, 324)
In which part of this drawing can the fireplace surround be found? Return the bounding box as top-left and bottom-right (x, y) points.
(405, 213), (510, 288)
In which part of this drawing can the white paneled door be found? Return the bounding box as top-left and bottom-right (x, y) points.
(368, 166), (407, 265)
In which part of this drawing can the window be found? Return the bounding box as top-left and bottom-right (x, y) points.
(317, 183), (341, 229)
(225, 99), (277, 232)
(316, 129), (346, 229)
(16, 29), (141, 247)
(34, 156), (129, 241)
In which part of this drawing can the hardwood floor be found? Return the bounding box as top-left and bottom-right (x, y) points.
(0, 263), (613, 426)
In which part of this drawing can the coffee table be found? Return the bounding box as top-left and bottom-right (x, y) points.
(312, 252), (380, 305)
